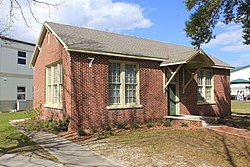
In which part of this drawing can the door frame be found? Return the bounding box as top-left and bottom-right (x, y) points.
(167, 72), (180, 115)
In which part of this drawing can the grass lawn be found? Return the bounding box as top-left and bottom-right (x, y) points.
(84, 128), (250, 167)
(231, 101), (250, 114)
(0, 111), (57, 161)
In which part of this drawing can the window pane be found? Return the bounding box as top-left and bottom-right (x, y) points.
(47, 85), (52, 103)
(197, 86), (203, 101)
(125, 64), (137, 84)
(54, 66), (58, 84)
(18, 51), (26, 58)
(198, 71), (203, 86)
(59, 64), (62, 84)
(205, 86), (212, 100)
(17, 94), (25, 100)
(205, 71), (212, 86)
(59, 84), (63, 104)
(17, 87), (25, 93)
(109, 63), (120, 83)
(108, 63), (121, 104)
(53, 85), (58, 103)
(47, 67), (51, 84)
(125, 85), (136, 103)
(125, 64), (137, 104)
(109, 84), (120, 104)
(18, 58), (26, 65)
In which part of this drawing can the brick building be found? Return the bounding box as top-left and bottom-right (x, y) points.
(30, 22), (232, 130)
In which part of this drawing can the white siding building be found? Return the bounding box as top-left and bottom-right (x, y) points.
(0, 37), (35, 111)
(230, 65), (250, 99)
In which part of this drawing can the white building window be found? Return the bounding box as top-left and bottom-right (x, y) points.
(108, 61), (141, 109)
(197, 70), (214, 103)
(17, 51), (26, 65)
(17, 87), (26, 100)
(46, 63), (62, 108)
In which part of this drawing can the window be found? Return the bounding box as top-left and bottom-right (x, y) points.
(125, 64), (137, 103)
(17, 87), (26, 100)
(108, 63), (121, 104)
(108, 61), (141, 108)
(17, 51), (26, 65)
(46, 63), (62, 108)
(197, 70), (214, 103)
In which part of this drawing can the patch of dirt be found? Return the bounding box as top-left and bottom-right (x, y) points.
(82, 138), (213, 167)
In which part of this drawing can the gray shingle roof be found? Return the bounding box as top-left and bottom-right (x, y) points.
(208, 54), (232, 68)
(45, 22), (232, 68)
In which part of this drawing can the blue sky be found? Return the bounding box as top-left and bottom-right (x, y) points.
(1, 0), (250, 66)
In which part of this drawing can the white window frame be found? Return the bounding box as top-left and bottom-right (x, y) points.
(17, 51), (26, 65)
(107, 60), (142, 109)
(197, 70), (215, 104)
(45, 63), (63, 109)
(17, 86), (26, 100)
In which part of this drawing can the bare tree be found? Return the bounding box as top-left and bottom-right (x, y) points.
(0, 0), (63, 36)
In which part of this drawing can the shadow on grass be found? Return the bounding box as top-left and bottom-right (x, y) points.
(220, 117), (250, 130)
(0, 128), (57, 162)
(200, 130), (250, 167)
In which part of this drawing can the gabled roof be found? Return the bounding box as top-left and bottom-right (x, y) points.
(231, 64), (250, 73)
(30, 21), (232, 69)
(0, 36), (35, 46)
(231, 78), (250, 84)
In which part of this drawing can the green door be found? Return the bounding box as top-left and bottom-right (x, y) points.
(168, 84), (176, 115)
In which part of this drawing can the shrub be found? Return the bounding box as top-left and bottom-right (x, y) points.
(44, 116), (53, 129)
(181, 122), (188, 127)
(146, 122), (154, 128)
(96, 130), (113, 139)
(77, 127), (86, 136)
(89, 126), (98, 134)
(115, 122), (127, 129)
(22, 115), (70, 133)
(163, 119), (171, 127)
(104, 125), (112, 132)
(25, 103), (44, 121)
(131, 122), (139, 129)
(56, 115), (70, 132)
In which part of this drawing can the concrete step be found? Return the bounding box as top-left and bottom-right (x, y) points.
(164, 115), (221, 127)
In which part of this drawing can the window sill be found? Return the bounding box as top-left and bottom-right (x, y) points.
(107, 104), (143, 110)
(44, 104), (63, 110)
(197, 101), (216, 105)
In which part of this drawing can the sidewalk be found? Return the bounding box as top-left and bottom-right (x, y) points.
(9, 120), (122, 167)
(0, 154), (63, 167)
(207, 125), (250, 139)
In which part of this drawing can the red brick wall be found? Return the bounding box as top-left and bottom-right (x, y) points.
(179, 67), (231, 117)
(33, 31), (72, 121)
(34, 31), (231, 130)
(70, 52), (167, 129)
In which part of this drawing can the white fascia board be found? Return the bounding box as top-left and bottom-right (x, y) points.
(211, 65), (234, 70)
(66, 48), (166, 62)
(160, 61), (186, 67)
(44, 22), (68, 49)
